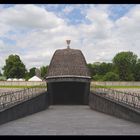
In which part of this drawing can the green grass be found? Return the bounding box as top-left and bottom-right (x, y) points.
(1, 85), (140, 89)
(91, 85), (140, 88)
(0, 85), (46, 88)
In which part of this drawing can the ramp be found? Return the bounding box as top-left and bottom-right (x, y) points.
(0, 105), (139, 135)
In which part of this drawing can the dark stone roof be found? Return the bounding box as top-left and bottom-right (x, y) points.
(46, 48), (91, 80)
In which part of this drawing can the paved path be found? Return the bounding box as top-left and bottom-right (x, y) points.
(0, 105), (140, 135)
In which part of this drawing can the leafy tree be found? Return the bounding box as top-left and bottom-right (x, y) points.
(40, 66), (48, 79)
(87, 63), (96, 77)
(103, 72), (119, 81)
(113, 51), (137, 81)
(0, 71), (2, 76)
(28, 67), (36, 78)
(134, 59), (140, 81)
(3, 54), (27, 78)
(88, 62), (116, 80)
(97, 62), (115, 75)
(92, 63), (101, 75)
(92, 74), (104, 81)
(24, 72), (30, 81)
(24, 67), (37, 81)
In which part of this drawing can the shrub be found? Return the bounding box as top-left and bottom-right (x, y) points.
(92, 74), (104, 81)
(103, 72), (119, 81)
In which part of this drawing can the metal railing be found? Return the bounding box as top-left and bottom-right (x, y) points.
(91, 87), (140, 109)
(0, 84), (47, 111)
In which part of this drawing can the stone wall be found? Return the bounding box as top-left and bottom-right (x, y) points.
(91, 81), (140, 86)
(0, 92), (49, 125)
(0, 81), (46, 86)
(89, 92), (140, 123)
(1, 81), (140, 87)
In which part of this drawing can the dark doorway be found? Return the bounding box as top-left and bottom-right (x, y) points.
(48, 82), (88, 105)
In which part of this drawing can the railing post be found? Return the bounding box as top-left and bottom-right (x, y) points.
(91, 85), (140, 110)
(0, 83), (49, 111)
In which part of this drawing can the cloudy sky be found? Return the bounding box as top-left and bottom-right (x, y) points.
(0, 4), (140, 71)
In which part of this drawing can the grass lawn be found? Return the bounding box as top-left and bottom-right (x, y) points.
(1, 85), (140, 89)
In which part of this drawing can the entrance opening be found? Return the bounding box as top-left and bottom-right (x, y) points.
(48, 82), (88, 105)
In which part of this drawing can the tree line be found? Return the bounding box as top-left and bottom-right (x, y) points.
(1, 54), (48, 81)
(87, 51), (140, 81)
(0, 51), (140, 81)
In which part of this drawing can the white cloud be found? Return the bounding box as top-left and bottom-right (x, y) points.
(113, 5), (140, 54)
(81, 5), (140, 63)
(0, 4), (65, 30)
(0, 40), (16, 70)
(0, 4), (140, 72)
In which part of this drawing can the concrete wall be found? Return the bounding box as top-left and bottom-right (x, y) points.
(91, 81), (140, 86)
(0, 81), (46, 86)
(89, 92), (140, 123)
(0, 92), (49, 125)
(1, 81), (140, 86)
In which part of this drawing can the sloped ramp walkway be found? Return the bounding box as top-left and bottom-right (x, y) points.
(0, 106), (140, 135)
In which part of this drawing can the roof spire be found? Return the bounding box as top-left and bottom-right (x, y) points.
(66, 40), (71, 49)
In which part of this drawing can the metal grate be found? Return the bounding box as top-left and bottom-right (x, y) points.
(91, 87), (140, 110)
(0, 84), (47, 111)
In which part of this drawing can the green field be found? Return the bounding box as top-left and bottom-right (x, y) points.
(1, 85), (140, 89)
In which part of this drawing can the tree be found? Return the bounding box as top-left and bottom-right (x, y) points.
(87, 63), (96, 77)
(134, 59), (140, 81)
(24, 72), (30, 81)
(87, 62), (116, 80)
(24, 67), (38, 81)
(103, 72), (119, 81)
(3, 54), (27, 78)
(0, 71), (2, 76)
(92, 74), (104, 81)
(40, 66), (48, 79)
(113, 51), (137, 81)
(96, 62), (115, 75)
(28, 67), (36, 78)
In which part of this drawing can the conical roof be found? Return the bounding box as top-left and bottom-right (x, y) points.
(46, 48), (91, 82)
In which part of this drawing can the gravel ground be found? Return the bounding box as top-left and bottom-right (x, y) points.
(113, 88), (140, 93)
(0, 88), (23, 93)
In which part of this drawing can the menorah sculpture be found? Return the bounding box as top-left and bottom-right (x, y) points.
(66, 40), (71, 48)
